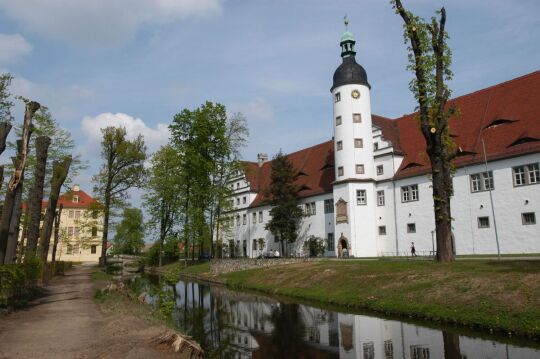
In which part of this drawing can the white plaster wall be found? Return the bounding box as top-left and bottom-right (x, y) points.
(333, 84), (375, 179)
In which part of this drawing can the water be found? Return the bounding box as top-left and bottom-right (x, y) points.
(133, 275), (540, 359)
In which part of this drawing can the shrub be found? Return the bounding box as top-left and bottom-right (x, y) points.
(0, 258), (42, 308)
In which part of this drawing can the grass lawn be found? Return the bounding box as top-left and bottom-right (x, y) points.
(211, 259), (540, 338)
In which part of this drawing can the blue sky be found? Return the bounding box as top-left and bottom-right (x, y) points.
(0, 0), (539, 204)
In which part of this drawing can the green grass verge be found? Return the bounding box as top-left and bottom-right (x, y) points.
(91, 269), (113, 282)
(218, 259), (540, 339)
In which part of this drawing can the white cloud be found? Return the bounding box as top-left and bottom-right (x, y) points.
(81, 112), (169, 153)
(229, 98), (274, 123)
(0, 0), (222, 49)
(0, 33), (32, 65)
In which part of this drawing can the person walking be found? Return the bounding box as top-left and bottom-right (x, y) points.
(411, 242), (417, 257)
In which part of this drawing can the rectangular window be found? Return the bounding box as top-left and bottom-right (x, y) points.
(338, 166), (344, 176)
(252, 239), (257, 251)
(327, 233), (334, 250)
(335, 92), (341, 102)
(356, 164), (364, 174)
(336, 140), (343, 151)
(478, 216), (490, 228)
(242, 214), (247, 225)
(74, 210), (80, 219)
(470, 171), (494, 192)
(377, 165), (384, 175)
(92, 211), (98, 219)
(73, 243), (79, 254)
(377, 190), (385, 206)
(378, 226), (386, 235)
(324, 199), (334, 213)
(252, 212), (256, 224)
(336, 116), (342, 126)
(91, 245), (97, 254)
(513, 163), (540, 186)
(354, 138), (363, 148)
(68, 227), (74, 237)
(356, 189), (367, 205)
(401, 185), (419, 202)
(304, 202), (316, 216)
(411, 346), (430, 359)
(374, 142), (379, 151)
(384, 340), (394, 359)
(74, 227), (80, 238)
(353, 113), (362, 123)
(236, 215), (240, 226)
(92, 226), (98, 236)
(236, 198), (240, 205)
(258, 211), (263, 223)
(66, 244), (73, 255)
(407, 223), (416, 233)
(68, 210), (74, 219)
(243, 196), (246, 204)
(522, 212), (536, 225)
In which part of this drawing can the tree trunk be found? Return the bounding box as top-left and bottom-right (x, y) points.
(0, 103), (39, 263)
(17, 209), (28, 264)
(38, 156), (72, 262)
(432, 152), (455, 262)
(0, 122), (12, 156)
(442, 331), (462, 359)
(26, 136), (51, 256)
(100, 186), (111, 266)
(0, 166), (4, 194)
(51, 204), (63, 267)
(4, 176), (23, 264)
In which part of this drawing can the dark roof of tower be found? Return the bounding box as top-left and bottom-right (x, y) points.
(331, 55), (370, 92)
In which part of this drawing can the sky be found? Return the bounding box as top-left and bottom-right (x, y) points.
(0, 0), (539, 208)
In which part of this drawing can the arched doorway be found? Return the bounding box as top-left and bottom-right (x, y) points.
(337, 233), (350, 258)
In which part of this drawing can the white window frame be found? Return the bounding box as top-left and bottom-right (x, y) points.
(356, 164), (364, 174)
(335, 92), (341, 102)
(376, 165), (384, 175)
(354, 138), (363, 148)
(377, 190), (385, 206)
(513, 163), (539, 186)
(401, 185), (419, 202)
(324, 199), (334, 214)
(336, 116), (342, 126)
(336, 140), (343, 151)
(258, 211), (263, 223)
(470, 171), (494, 192)
(242, 214), (247, 225)
(338, 166), (344, 177)
(356, 189), (367, 205)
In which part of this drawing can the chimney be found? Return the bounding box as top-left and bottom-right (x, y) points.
(257, 153), (268, 167)
(72, 184), (80, 192)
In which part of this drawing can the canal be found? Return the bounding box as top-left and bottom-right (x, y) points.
(132, 275), (540, 358)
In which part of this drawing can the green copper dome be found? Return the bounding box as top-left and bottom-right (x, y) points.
(340, 30), (355, 43)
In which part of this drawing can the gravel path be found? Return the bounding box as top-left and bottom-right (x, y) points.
(0, 264), (178, 359)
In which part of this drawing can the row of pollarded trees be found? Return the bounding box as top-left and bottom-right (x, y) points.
(91, 102), (248, 266)
(0, 73), (80, 265)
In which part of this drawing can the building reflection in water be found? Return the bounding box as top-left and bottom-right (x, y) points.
(142, 278), (540, 359)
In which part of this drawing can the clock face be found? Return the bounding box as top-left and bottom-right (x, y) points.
(351, 89), (360, 99)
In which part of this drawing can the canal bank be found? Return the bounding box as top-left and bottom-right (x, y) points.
(155, 259), (540, 340)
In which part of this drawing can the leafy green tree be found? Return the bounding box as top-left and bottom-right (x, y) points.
(264, 151), (303, 257)
(144, 145), (182, 266)
(93, 126), (146, 265)
(0, 73), (14, 124)
(169, 102), (231, 260)
(113, 207), (145, 254)
(392, 0), (457, 262)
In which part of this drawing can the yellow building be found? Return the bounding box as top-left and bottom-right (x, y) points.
(27, 185), (105, 263)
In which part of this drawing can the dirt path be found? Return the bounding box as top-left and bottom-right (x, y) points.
(0, 264), (179, 359)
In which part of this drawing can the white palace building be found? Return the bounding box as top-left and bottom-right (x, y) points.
(224, 26), (540, 258)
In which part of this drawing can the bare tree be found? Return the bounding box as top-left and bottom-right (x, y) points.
(51, 204), (63, 268)
(392, 0), (456, 262)
(38, 156), (72, 262)
(0, 101), (40, 264)
(25, 136), (52, 256)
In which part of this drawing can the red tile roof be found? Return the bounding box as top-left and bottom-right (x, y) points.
(242, 71), (540, 207)
(23, 188), (100, 211)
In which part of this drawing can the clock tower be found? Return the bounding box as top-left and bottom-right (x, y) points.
(331, 19), (378, 257)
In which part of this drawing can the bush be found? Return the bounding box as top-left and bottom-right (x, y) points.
(0, 258), (42, 308)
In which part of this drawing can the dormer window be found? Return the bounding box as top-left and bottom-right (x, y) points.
(73, 195), (79, 203)
(485, 118), (516, 129)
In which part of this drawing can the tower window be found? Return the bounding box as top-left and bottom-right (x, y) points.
(353, 113), (362, 123)
(407, 223), (416, 233)
(378, 226), (386, 235)
(327, 233), (335, 249)
(338, 166), (344, 176)
(335, 92), (341, 102)
(374, 142), (379, 150)
(354, 138), (363, 148)
(336, 140), (343, 151)
(377, 165), (384, 175)
(356, 190), (367, 205)
(356, 164), (364, 174)
(336, 116), (342, 126)
(324, 199), (334, 213)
